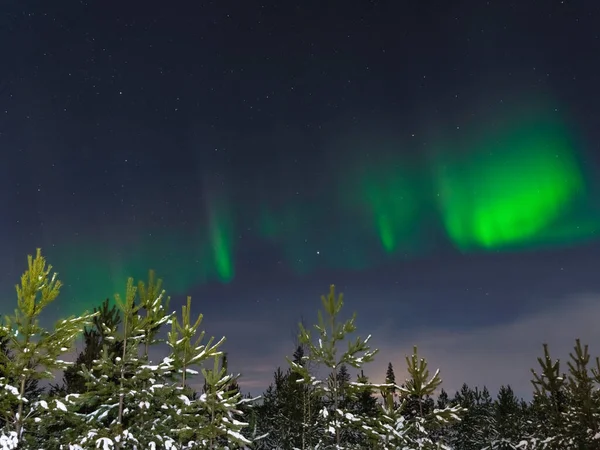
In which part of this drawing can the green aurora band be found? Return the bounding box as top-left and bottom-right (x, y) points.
(432, 114), (588, 250)
(42, 196), (236, 315)
(18, 102), (598, 315)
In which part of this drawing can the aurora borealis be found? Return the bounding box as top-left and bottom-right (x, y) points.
(25, 98), (597, 317)
(2, 0), (600, 397)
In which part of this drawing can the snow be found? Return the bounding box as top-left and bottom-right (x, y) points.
(55, 400), (68, 411)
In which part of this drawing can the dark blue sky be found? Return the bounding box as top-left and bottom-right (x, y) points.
(1, 0), (600, 398)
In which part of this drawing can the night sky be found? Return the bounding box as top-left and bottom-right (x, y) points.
(2, 0), (600, 399)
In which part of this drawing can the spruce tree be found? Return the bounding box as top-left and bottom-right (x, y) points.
(255, 361), (316, 450)
(255, 368), (287, 449)
(288, 284), (378, 449)
(491, 385), (526, 449)
(380, 362), (397, 409)
(450, 384), (481, 450)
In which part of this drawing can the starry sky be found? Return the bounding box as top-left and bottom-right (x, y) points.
(2, 0), (600, 399)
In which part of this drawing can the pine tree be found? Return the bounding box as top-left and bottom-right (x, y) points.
(166, 295), (226, 447)
(52, 298), (122, 396)
(564, 339), (600, 449)
(0, 322), (43, 429)
(59, 271), (174, 449)
(530, 343), (568, 449)
(375, 346), (464, 449)
(0, 249), (95, 446)
(288, 284), (378, 449)
(200, 354), (252, 449)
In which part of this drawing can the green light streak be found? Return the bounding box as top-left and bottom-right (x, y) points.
(339, 149), (425, 254)
(208, 202), (234, 282)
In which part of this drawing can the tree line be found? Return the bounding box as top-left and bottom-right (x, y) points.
(0, 249), (598, 449)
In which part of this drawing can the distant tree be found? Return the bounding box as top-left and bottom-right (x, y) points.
(491, 385), (526, 448)
(431, 388), (453, 443)
(449, 384), (479, 449)
(254, 363), (310, 450)
(354, 370), (379, 417)
(350, 370), (380, 447)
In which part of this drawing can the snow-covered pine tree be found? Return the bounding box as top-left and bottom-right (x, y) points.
(529, 343), (569, 449)
(0, 318), (44, 430)
(288, 284), (378, 449)
(375, 346), (464, 450)
(200, 354), (252, 449)
(52, 299), (123, 396)
(0, 249), (96, 447)
(60, 271), (174, 449)
(164, 295), (226, 448)
(564, 339), (600, 449)
(522, 340), (600, 450)
(39, 299), (124, 447)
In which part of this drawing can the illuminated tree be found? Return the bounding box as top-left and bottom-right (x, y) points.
(288, 284), (378, 449)
(0, 249), (94, 447)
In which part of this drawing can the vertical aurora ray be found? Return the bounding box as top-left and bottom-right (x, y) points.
(338, 150), (426, 255)
(432, 114), (587, 250)
(207, 196), (235, 282)
(46, 222), (235, 315)
(362, 170), (419, 253)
